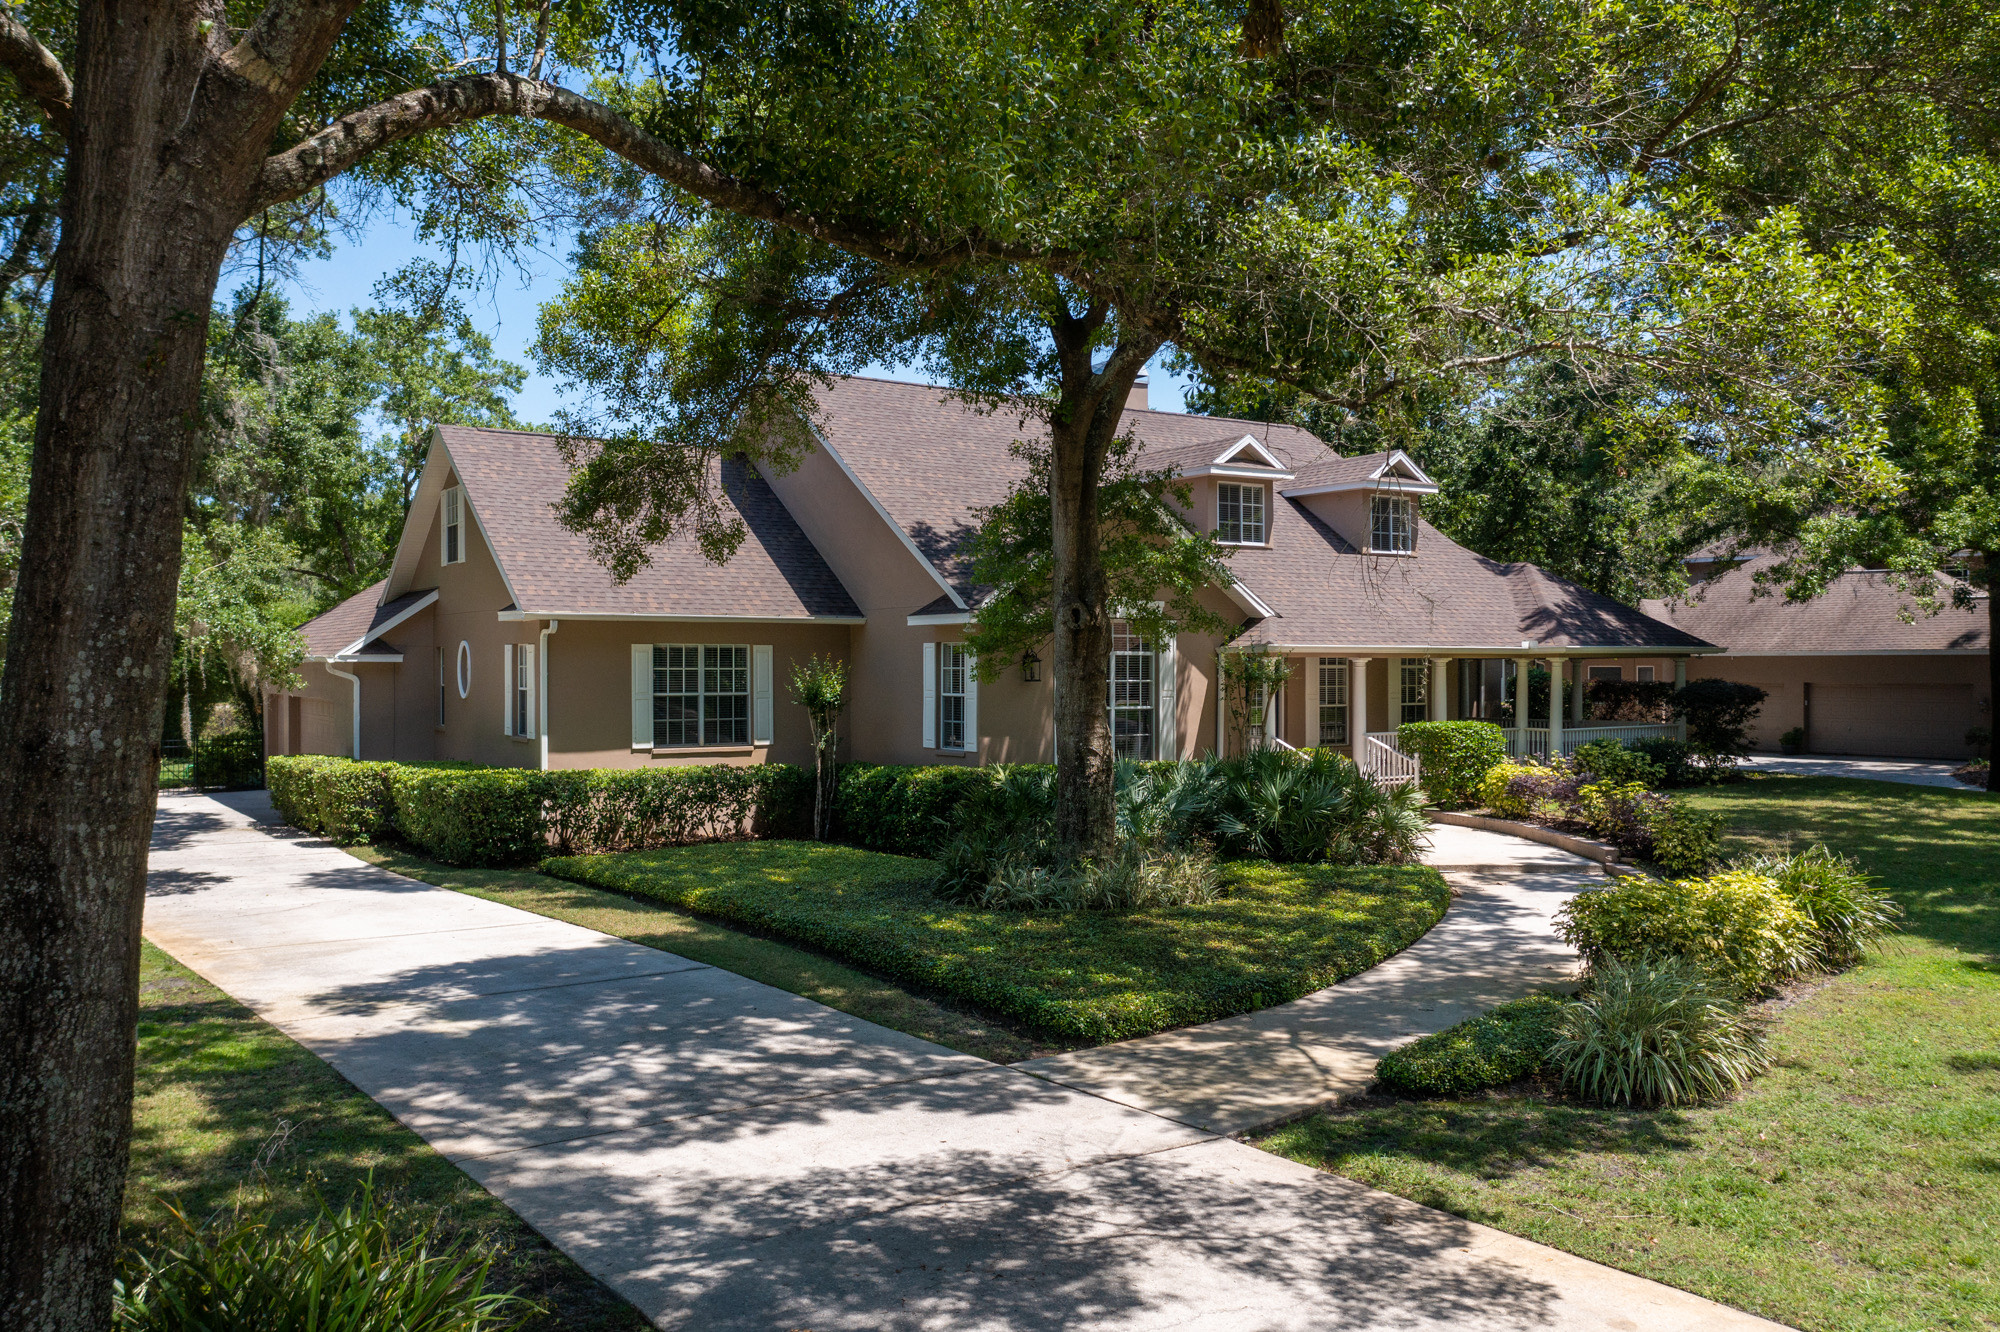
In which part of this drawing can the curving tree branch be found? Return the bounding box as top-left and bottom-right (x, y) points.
(0, 7), (71, 136)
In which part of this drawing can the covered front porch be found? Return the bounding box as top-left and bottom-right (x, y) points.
(1226, 649), (1695, 779)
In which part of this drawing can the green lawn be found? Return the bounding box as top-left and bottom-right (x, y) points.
(349, 844), (1053, 1063)
(128, 942), (648, 1330)
(1259, 776), (2000, 1332)
(542, 841), (1450, 1044)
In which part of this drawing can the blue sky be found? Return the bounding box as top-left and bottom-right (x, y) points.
(272, 212), (1201, 424)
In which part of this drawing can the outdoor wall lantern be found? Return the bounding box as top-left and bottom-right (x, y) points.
(1020, 650), (1041, 682)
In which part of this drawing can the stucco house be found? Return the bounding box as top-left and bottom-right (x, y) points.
(1637, 553), (1992, 759)
(266, 375), (1716, 775)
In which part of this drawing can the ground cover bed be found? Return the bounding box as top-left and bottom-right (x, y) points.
(1258, 775), (2000, 1332)
(540, 841), (1451, 1044)
(127, 941), (647, 1329)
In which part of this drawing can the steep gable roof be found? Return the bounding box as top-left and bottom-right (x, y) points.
(1641, 555), (1988, 654)
(429, 426), (861, 620)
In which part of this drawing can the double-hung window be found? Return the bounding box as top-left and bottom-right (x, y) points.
(654, 644), (750, 746)
(937, 644), (970, 751)
(442, 486), (465, 564)
(1316, 657), (1349, 746)
(1108, 625), (1156, 759)
(1216, 483), (1266, 544)
(514, 647), (534, 736)
(1370, 494), (1416, 553)
(1399, 657), (1428, 726)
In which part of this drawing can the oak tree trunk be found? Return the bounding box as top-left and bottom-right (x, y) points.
(0, 6), (280, 1327)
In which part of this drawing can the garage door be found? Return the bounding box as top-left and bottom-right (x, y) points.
(1809, 684), (1978, 759)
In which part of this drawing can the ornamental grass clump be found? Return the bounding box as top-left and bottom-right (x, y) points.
(1549, 955), (1771, 1107)
(1738, 844), (1899, 970)
(114, 1180), (537, 1332)
(1556, 870), (1817, 995)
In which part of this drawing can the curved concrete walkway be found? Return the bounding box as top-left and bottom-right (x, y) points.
(144, 791), (1774, 1332)
(1018, 824), (1603, 1133)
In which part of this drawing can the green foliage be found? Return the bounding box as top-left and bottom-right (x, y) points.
(267, 757), (812, 863)
(1780, 726), (1807, 749)
(545, 842), (1450, 1043)
(1478, 762), (1545, 819)
(1375, 994), (1571, 1098)
(113, 1180), (537, 1332)
(1671, 680), (1769, 764)
(1569, 738), (1663, 788)
(1646, 801), (1726, 875)
(1738, 844), (1901, 970)
(1396, 721), (1507, 809)
(1215, 749), (1431, 866)
(788, 653), (848, 841)
(187, 733), (268, 792)
(1627, 736), (1700, 787)
(387, 766), (543, 867)
(1219, 649), (1292, 754)
(1548, 956), (1772, 1108)
(832, 763), (1003, 857)
(1555, 870), (1818, 994)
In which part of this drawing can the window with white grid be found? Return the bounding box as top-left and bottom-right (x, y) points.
(1399, 657), (1428, 726)
(937, 643), (970, 751)
(1108, 625), (1156, 759)
(442, 486), (465, 564)
(1317, 657), (1349, 746)
(1216, 483), (1266, 544)
(513, 647), (533, 736)
(653, 645), (749, 746)
(1371, 494), (1416, 553)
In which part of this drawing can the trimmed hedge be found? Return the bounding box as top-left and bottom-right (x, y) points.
(545, 842), (1452, 1043)
(1375, 993), (1571, 1097)
(832, 762), (1007, 856)
(265, 756), (811, 866)
(1396, 721), (1506, 809)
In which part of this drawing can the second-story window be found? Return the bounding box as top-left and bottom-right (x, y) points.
(1371, 494), (1416, 553)
(442, 486), (465, 564)
(1217, 483), (1266, 544)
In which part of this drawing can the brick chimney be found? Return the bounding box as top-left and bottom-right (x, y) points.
(1126, 373), (1149, 411)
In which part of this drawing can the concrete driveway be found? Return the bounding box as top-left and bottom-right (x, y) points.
(1738, 754), (1972, 788)
(144, 790), (1780, 1332)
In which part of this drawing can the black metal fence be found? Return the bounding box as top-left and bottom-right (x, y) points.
(159, 733), (265, 791)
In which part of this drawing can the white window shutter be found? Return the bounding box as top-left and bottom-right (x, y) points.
(520, 644), (536, 738)
(921, 642), (937, 749)
(962, 653), (978, 754)
(1155, 637), (1177, 758)
(1304, 656), (1320, 749)
(752, 645), (774, 745)
(501, 645), (514, 735)
(631, 644), (654, 749)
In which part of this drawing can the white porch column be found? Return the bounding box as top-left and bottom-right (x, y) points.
(1674, 657), (1689, 741)
(1547, 658), (1564, 758)
(1429, 658), (1448, 721)
(1349, 657), (1370, 766)
(1511, 656), (1532, 755)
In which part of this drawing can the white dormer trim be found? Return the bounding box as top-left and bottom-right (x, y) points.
(1280, 449), (1438, 498)
(1175, 434), (1298, 482)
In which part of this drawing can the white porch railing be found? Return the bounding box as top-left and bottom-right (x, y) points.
(1502, 727), (1551, 759)
(1361, 733), (1421, 784)
(1557, 723), (1682, 756)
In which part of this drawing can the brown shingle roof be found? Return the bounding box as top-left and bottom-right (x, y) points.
(1226, 502), (1713, 652)
(439, 426), (860, 620)
(297, 583), (437, 658)
(1642, 556), (1989, 654)
(809, 375), (1334, 596)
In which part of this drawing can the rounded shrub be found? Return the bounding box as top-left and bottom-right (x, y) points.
(1375, 993), (1571, 1097)
(1549, 955), (1771, 1107)
(387, 765), (542, 866)
(1396, 720), (1507, 809)
(1555, 870), (1817, 994)
(1738, 844), (1899, 970)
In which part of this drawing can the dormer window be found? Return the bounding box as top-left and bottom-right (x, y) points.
(1371, 494), (1416, 553)
(442, 486), (466, 565)
(1217, 483), (1266, 545)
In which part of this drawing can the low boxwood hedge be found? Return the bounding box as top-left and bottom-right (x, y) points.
(543, 842), (1452, 1043)
(1374, 993), (1571, 1097)
(832, 763), (1007, 856)
(1395, 721), (1506, 809)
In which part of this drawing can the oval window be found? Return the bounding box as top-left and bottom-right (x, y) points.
(456, 640), (472, 699)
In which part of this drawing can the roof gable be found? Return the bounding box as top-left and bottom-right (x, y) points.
(1642, 556), (1988, 654)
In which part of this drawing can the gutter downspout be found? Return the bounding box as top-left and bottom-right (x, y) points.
(538, 619), (558, 769)
(325, 662), (361, 759)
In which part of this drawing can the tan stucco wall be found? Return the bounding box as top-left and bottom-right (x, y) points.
(1677, 652), (1990, 755)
